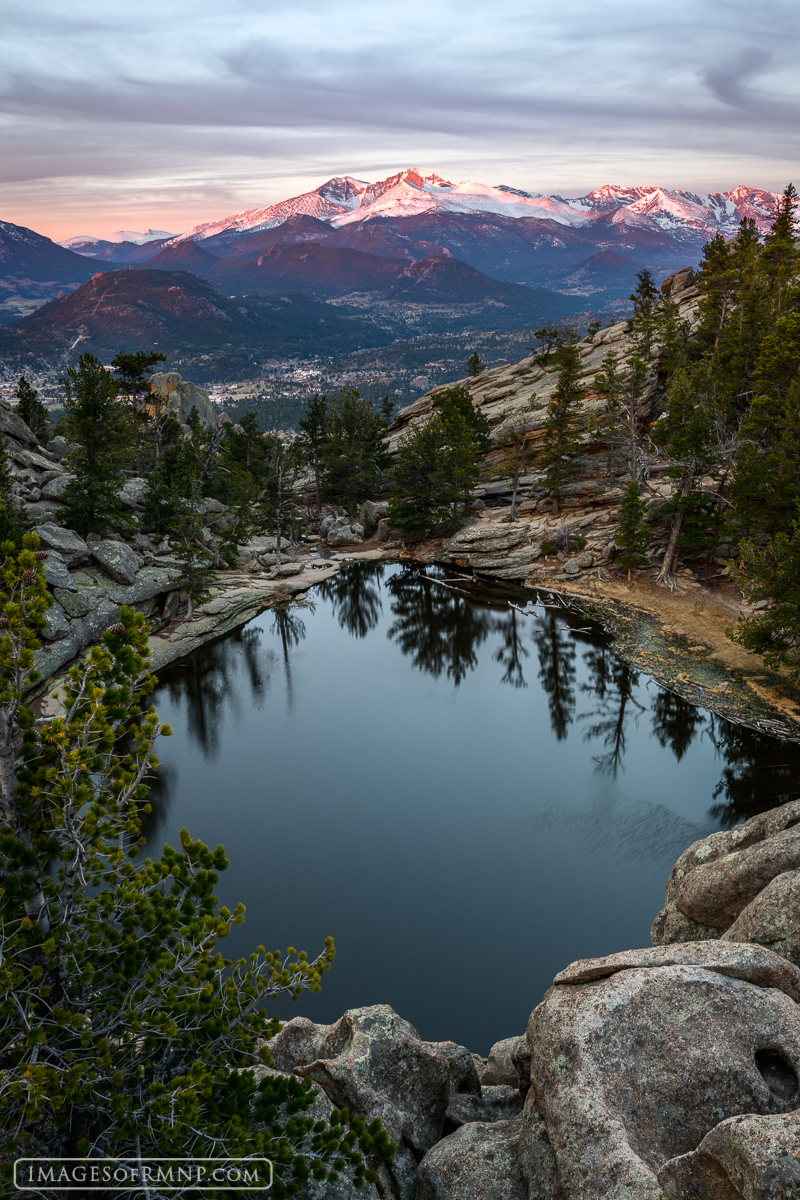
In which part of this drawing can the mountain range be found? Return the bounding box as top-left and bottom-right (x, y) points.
(58, 169), (783, 293)
(0, 168), (784, 363)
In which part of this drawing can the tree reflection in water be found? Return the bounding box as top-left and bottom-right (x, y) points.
(158, 624), (278, 760)
(532, 612), (577, 740)
(580, 646), (644, 775)
(318, 561), (383, 639)
(150, 561), (800, 834)
(271, 603), (307, 709)
(386, 565), (494, 685)
(494, 608), (530, 688)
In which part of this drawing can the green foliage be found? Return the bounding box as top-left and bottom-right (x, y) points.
(298, 393), (328, 513)
(616, 480), (650, 579)
(593, 349), (649, 482)
(0, 544), (395, 1192)
(110, 350), (166, 473)
(59, 354), (134, 537)
(540, 344), (585, 516)
(628, 268), (660, 361)
(14, 376), (51, 444)
(530, 323), (578, 366)
(388, 385), (487, 536)
(379, 392), (398, 427)
(493, 413), (534, 519)
(432, 385), (491, 453)
(730, 515), (800, 687)
(466, 352), (485, 377)
(320, 389), (389, 514)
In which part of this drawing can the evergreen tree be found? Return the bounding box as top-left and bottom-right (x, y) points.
(541, 344), (585, 516)
(320, 389), (388, 513)
(59, 353), (134, 536)
(387, 410), (482, 537)
(761, 182), (799, 302)
(628, 268), (660, 361)
(432, 384), (491, 453)
(593, 350), (649, 482)
(651, 367), (716, 584)
(14, 376), (51, 444)
(0, 541), (395, 1189)
(110, 351), (166, 473)
(467, 352), (485, 377)
(531, 323), (578, 365)
(616, 480), (650, 581)
(298, 393), (328, 513)
(379, 392), (398, 428)
(493, 413), (534, 520)
(730, 514), (800, 686)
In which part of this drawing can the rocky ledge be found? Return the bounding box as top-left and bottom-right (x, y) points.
(266, 801), (800, 1199)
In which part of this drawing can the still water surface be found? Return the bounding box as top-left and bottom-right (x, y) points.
(144, 561), (800, 1052)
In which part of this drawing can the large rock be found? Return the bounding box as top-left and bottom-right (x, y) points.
(722, 869), (800, 968)
(675, 828), (800, 930)
(527, 942), (800, 1198)
(40, 474), (73, 501)
(658, 1109), (800, 1197)
(54, 586), (105, 618)
(294, 1005), (449, 1156)
(445, 1086), (524, 1130)
(93, 566), (181, 604)
(416, 1119), (528, 1200)
(35, 523), (90, 567)
(41, 600), (71, 642)
(118, 478), (148, 509)
(652, 799), (800, 961)
(46, 436), (71, 461)
(149, 373), (217, 427)
(92, 540), (140, 586)
(42, 550), (76, 592)
(327, 525), (364, 547)
(359, 500), (389, 525)
(0, 402), (38, 447)
(480, 1036), (529, 1090)
(34, 599), (121, 679)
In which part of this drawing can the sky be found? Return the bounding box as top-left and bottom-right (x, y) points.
(1, 0), (799, 241)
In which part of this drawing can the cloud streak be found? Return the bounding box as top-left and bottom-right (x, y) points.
(2, 0), (798, 239)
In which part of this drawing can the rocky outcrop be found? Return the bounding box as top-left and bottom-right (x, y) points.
(652, 797), (800, 966)
(148, 371), (218, 427)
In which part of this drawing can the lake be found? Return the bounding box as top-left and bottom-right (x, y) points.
(142, 560), (800, 1053)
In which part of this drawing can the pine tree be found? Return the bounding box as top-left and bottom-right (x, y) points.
(730, 513), (800, 686)
(762, 182), (799, 302)
(616, 480), (650, 581)
(628, 268), (660, 361)
(432, 384), (491, 453)
(541, 344), (585, 516)
(651, 367), (716, 584)
(110, 351), (166, 473)
(298, 393), (328, 513)
(14, 376), (51, 444)
(0, 541), (395, 1187)
(493, 413), (534, 520)
(467, 352), (485, 377)
(320, 389), (389, 513)
(59, 354), (134, 536)
(593, 350), (649, 482)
